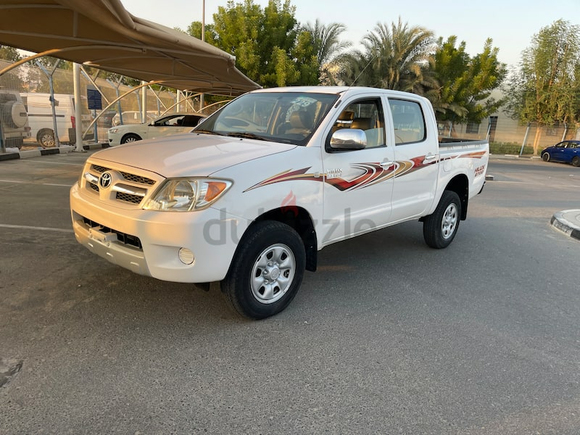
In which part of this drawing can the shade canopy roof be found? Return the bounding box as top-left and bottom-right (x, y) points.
(0, 0), (260, 95)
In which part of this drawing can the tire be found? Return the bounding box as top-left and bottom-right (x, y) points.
(572, 156), (580, 167)
(37, 129), (56, 148)
(423, 191), (461, 249)
(542, 152), (550, 162)
(121, 133), (141, 144)
(221, 221), (306, 319)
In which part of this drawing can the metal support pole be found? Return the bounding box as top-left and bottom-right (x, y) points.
(200, 0), (205, 112)
(141, 81), (147, 123)
(106, 77), (124, 125)
(37, 59), (62, 147)
(561, 123), (568, 142)
(520, 122), (531, 156)
(0, 120), (5, 154)
(73, 63), (84, 152)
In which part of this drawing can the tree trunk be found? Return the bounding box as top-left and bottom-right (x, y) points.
(532, 125), (543, 155)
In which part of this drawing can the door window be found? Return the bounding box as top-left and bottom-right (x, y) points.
(388, 99), (426, 145)
(327, 98), (386, 149)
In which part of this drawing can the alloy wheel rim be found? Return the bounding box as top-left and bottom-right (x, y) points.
(250, 243), (295, 304)
(441, 203), (458, 239)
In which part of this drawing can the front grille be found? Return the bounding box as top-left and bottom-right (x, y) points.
(116, 192), (143, 204)
(91, 164), (108, 173)
(85, 163), (157, 205)
(82, 216), (142, 249)
(121, 172), (155, 185)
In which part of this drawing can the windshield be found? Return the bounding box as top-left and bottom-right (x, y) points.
(194, 92), (339, 145)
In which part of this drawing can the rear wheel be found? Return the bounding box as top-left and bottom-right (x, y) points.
(423, 191), (461, 249)
(542, 152), (550, 162)
(572, 156), (580, 167)
(37, 129), (55, 148)
(121, 133), (141, 144)
(221, 221), (305, 319)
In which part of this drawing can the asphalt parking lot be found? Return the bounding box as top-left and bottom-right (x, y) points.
(1, 151), (580, 434)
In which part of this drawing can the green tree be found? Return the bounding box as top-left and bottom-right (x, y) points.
(186, 22), (218, 44)
(303, 20), (350, 84)
(430, 36), (506, 123)
(188, 0), (319, 87)
(0, 45), (24, 90)
(336, 19), (435, 92)
(505, 19), (580, 154)
(0, 45), (21, 62)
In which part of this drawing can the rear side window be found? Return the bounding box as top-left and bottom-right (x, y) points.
(388, 99), (426, 145)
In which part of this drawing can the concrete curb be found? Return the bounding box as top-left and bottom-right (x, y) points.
(0, 143), (109, 161)
(551, 210), (580, 241)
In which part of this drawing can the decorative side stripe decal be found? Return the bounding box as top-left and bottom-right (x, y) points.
(244, 151), (486, 192)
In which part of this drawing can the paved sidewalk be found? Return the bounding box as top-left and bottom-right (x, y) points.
(551, 210), (580, 241)
(0, 143), (108, 161)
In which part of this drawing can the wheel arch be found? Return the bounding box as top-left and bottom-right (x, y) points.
(121, 132), (141, 143)
(443, 174), (469, 220)
(252, 206), (318, 272)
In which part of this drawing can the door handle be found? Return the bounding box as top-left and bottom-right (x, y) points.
(380, 160), (394, 168)
(424, 154), (437, 161)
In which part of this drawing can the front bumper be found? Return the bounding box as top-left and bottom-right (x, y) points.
(70, 182), (249, 283)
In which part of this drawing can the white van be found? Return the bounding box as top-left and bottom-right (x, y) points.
(21, 93), (93, 147)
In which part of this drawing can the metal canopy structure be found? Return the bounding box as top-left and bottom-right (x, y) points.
(0, 0), (259, 95)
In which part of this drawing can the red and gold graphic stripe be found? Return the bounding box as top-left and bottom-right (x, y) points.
(244, 151), (485, 192)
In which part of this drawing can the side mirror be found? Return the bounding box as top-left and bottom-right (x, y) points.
(330, 129), (367, 150)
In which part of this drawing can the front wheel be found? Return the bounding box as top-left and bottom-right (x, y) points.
(221, 221), (306, 319)
(542, 152), (550, 162)
(423, 191), (461, 249)
(121, 133), (141, 144)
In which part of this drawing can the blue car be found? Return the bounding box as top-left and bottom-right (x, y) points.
(541, 140), (580, 167)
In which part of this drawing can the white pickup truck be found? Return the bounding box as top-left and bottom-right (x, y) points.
(70, 87), (488, 319)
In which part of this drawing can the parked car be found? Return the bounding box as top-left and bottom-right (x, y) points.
(541, 140), (580, 167)
(0, 88), (31, 149)
(111, 110), (157, 127)
(107, 113), (205, 146)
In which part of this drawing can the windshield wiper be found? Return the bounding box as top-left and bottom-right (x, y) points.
(226, 132), (267, 141)
(194, 129), (223, 136)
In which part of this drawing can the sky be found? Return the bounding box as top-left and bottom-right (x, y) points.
(120, 0), (579, 69)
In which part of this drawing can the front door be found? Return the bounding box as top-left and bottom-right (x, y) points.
(321, 96), (395, 245)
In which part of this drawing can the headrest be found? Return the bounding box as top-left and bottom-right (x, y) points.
(338, 110), (354, 121)
(351, 117), (372, 130)
(289, 111), (306, 129)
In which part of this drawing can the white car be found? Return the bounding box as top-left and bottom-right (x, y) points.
(107, 113), (205, 146)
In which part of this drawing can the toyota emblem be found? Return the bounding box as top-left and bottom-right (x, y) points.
(99, 172), (113, 188)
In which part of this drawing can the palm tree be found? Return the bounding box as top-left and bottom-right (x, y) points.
(303, 19), (351, 84)
(338, 18), (435, 92)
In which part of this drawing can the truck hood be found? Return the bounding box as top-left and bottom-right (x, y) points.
(93, 133), (296, 177)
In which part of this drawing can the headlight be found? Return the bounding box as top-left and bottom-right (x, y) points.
(108, 128), (119, 134)
(142, 178), (232, 212)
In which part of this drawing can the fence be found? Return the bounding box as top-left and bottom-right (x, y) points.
(0, 59), (209, 150)
(439, 115), (580, 155)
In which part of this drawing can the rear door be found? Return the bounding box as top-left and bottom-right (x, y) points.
(387, 97), (438, 222)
